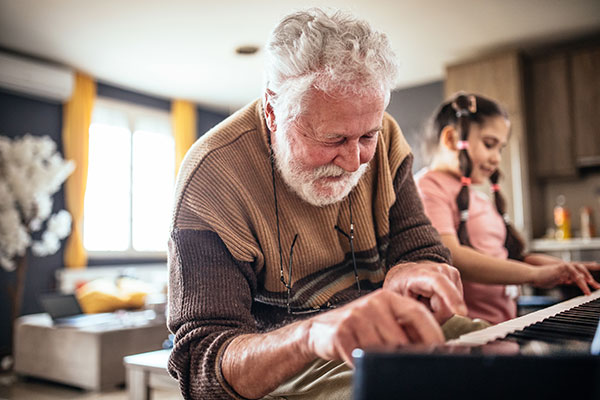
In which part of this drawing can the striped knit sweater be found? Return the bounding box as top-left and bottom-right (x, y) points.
(167, 99), (450, 399)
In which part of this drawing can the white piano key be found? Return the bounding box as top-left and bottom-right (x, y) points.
(448, 289), (600, 346)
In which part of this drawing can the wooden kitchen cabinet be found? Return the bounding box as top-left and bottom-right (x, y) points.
(527, 53), (577, 178)
(527, 44), (600, 175)
(571, 45), (600, 167)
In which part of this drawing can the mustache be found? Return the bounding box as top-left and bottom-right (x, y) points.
(312, 163), (348, 179)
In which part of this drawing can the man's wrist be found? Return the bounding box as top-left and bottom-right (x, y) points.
(293, 319), (316, 363)
(384, 260), (434, 284)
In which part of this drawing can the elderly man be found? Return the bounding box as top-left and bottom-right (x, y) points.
(168, 8), (466, 399)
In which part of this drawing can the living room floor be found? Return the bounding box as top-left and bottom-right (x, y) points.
(0, 373), (182, 400)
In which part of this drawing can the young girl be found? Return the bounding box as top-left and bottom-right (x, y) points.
(416, 93), (600, 325)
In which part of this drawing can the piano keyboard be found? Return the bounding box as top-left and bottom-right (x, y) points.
(449, 289), (600, 346)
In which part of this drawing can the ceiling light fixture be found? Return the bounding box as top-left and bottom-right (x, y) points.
(235, 45), (260, 55)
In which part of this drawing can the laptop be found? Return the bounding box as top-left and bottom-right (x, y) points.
(38, 293), (121, 327)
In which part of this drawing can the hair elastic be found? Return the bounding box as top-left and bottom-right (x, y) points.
(457, 140), (469, 150)
(455, 109), (470, 118)
(491, 184), (501, 192)
(460, 210), (469, 221)
(461, 176), (471, 186)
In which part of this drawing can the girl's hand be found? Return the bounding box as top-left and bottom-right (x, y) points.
(532, 262), (600, 295)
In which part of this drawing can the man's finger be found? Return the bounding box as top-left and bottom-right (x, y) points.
(408, 274), (468, 318)
(373, 309), (410, 346)
(392, 300), (444, 344)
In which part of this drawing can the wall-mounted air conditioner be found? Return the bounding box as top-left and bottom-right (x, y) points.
(0, 51), (74, 102)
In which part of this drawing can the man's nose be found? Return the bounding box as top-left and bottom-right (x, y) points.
(334, 140), (361, 172)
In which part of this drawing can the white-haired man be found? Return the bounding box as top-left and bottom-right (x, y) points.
(168, 8), (467, 399)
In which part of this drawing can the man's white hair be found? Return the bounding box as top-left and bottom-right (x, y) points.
(263, 7), (399, 125)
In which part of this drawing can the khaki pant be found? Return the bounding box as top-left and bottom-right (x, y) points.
(263, 315), (490, 399)
(263, 358), (352, 400)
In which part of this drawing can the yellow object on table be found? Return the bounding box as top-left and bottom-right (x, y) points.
(76, 277), (151, 314)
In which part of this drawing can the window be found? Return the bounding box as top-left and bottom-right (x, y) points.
(84, 97), (174, 257)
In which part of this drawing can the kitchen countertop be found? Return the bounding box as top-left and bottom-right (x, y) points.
(530, 237), (600, 251)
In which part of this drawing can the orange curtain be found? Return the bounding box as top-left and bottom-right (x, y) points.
(63, 73), (96, 268)
(172, 100), (197, 175)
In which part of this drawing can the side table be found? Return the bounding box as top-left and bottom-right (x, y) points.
(124, 349), (179, 400)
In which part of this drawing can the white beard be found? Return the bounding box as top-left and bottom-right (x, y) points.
(272, 127), (368, 207)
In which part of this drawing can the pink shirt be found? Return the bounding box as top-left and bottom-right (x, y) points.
(415, 169), (516, 324)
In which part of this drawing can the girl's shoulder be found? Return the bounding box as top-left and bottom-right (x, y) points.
(414, 168), (460, 193)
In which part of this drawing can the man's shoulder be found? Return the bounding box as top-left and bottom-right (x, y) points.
(177, 99), (267, 184)
(377, 111), (411, 170)
(171, 99), (270, 230)
(192, 99), (264, 160)
(381, 111), (400, 138)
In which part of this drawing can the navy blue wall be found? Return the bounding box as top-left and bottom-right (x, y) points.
(0, 89), (65, 356)
(97, 82), (171, 111)
(387, 81), (445, 172)
(198, 108), (229, 137)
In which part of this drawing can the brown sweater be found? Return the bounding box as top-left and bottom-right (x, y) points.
(167, 99), (450, 399)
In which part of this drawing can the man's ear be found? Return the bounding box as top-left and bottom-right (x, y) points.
(264, 90), (277, 133)
(440, 125), (459, 151)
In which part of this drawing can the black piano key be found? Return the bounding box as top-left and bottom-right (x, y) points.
(547, 314), (598, 324)
(507, 329), (590, 342)
(524, 324), (594, 337)
(506, 331), (566, 343)
(502, 295), (600, 344)
(528, 321), (598, 336)
(522, 325), (595, 339)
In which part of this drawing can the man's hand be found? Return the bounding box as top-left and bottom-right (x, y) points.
(532, 262), (600, 295)
(383, 261), (467, 323)
(303, 289), (444, 367)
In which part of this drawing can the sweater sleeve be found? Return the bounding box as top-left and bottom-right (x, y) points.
(167, 228), (258, 400)
(386, 154), (451, 267)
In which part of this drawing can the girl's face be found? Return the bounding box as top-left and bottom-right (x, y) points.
(466, 116), (510, 184)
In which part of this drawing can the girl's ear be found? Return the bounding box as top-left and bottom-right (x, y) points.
(440, 125), (459, 151)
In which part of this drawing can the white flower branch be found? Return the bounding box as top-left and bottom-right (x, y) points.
(0, 134), (74, 271)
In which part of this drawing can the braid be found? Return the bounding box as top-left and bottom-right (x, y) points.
(490, 170), (525, 261)
(452, 94), (475, 248)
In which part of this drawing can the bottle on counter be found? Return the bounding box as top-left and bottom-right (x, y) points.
(553, 195), (571, 240)
(580, 206), (595, 239)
